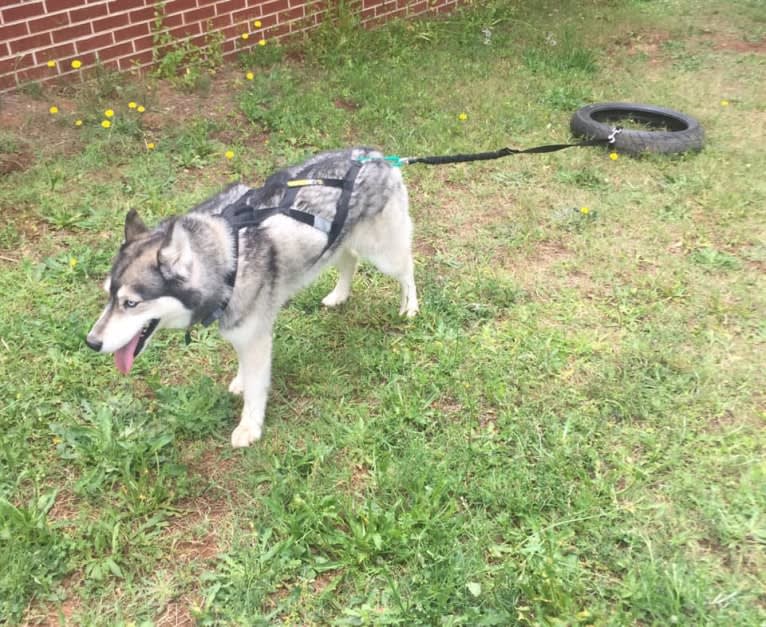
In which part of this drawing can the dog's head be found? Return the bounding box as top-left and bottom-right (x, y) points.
(86, 209), (211, 374)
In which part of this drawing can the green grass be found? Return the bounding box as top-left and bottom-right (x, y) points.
(1, 0), (765, 623)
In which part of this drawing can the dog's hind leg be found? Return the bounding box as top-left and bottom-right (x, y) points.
(322, 248), (358, 308)
(363, 242), (418, 317)
(396, 255), (418, 318)
(391, 254), (418, 318)
(365, 216), (419, 317)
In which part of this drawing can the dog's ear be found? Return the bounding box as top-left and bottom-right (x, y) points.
(157, 219), (194, 282)
(124, 209), (148, 243)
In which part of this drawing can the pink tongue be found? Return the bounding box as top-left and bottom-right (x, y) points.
(114, 331), (142, 375)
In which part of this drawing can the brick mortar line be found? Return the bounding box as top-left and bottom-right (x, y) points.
(2, 30), (122, 62)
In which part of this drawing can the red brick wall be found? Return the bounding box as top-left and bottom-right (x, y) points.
(0, 0), (463, 92)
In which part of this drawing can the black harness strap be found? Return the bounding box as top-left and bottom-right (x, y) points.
(328, 159), (362, 254)
(200, 160), (363, 327)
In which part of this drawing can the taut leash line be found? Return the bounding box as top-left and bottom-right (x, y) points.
(360, 127), (623, 168)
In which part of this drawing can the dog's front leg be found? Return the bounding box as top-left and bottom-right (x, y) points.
(225, 329), (273, 448)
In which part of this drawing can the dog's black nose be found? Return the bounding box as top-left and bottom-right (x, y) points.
(85, 335), (103, 352)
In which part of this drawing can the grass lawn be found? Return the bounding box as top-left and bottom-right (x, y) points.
(1, 0), (764, 624)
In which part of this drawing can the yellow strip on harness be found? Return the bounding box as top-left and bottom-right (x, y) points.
(287, 178), (325, 187)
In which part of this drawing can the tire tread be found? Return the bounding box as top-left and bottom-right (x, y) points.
(570, 102), (705, 155)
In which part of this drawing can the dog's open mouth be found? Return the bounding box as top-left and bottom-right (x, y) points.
(114, 319), (159, 375)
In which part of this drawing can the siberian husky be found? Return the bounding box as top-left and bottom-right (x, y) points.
(86, 148), (418, 447)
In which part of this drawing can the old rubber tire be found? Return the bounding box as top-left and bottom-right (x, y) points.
(570, 102), (705, 155)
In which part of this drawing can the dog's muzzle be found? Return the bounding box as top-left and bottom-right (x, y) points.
(85, 334), (103, 352)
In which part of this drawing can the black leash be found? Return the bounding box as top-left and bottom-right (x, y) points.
(407, 137), (615, 164)
(361, 127), (623, 167)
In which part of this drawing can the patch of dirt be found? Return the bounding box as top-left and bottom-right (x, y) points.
(0, 93), (85, 161)
(430, 395), (463, 419)
(704, 395), (764, 434)
(171, 521), (222, 563)
(0, 204), (47, 253)
(334, 98), (360, 111)
(138, 65), (246, 129)
(478, 408), (498, 430)
(711, 37), (766, 54)
(311, 568), (342, 594)
(0, 148), (33, 175)
(615, 28), (765, 61)
(614, 30), (672, 65)
(46, 489), (80, 526)
(506, 240), (571, 286)
(508, 239), (610, 300)
(24, 573), (84, 626)
(0, 65), (258, 165)
(412, 175), (515, 260)
(347, 462), (372, 496)
(164, 446), (241, 564)
(414, 236), (437, 258)
(156, 597), (199, 627)
(0, 65), (284, 260)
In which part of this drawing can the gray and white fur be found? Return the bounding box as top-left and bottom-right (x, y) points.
(86, 148), (418, 447)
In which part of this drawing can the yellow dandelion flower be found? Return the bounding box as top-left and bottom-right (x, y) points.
(241, 32), (249, 40)
(49, 105), (59, 114)
(47, 60), (56, 68)
(128, 101), (137, 109)
(253, 20), (262, 28)
(458, 112), (468, 121)
(580, 206), (590, 215)
(720, 99), (729, 107)
(101, 119), (112, 129)
(74, 119), (83, 127)
(53, 436), (62, 445)
(225, 150), (235, 160)
(71, 59), (82, 69)
(609, 152), (619, 161)
(146, 142), (156, 150)
(137, 105), (145, 113)
(104, 109), (114, 118)
(258, 39), (267, 46)
(69, 257), (78, 268)
(245, 71), (254, 80)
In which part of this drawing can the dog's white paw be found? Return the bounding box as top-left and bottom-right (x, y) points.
(400, 301), (419, 318)
(321, 289), (350, 308)
(231, 422), (262, 448)
(228, 374), (243, 395)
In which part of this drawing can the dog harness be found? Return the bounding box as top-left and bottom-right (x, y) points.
(202, 159), (364, 327)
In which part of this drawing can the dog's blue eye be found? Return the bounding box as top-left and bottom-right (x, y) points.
(124, 300), (139, 308)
